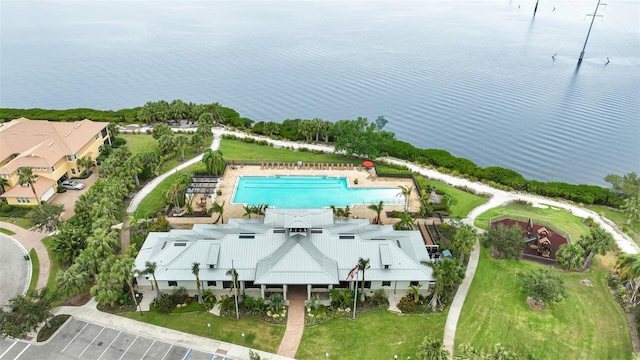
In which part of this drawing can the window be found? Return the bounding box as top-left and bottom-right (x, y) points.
(239, 233), (255, 239)
(17, 197), (31, 204)
(98, 146), (103, 153)
(66, 155), (73, 161)
(384, 265), (390, 269)
(71, 168), (76, 175)
(410, 281), (419, 287)
(339, 234), (355, 239)
(244, 281), (260, 289)
(51, 166), (55, 172)
(168, 281), (178, 287)
(273, 229), (286, 234)
(209, 264), (215, 269)
(95, 133), (100, 140)
(364, 281), (371, 289)
(382, 281), (391, 287)
(77, 167), (81, 173)
(223, 281), (234, 289)
(207, 281), (217, 286)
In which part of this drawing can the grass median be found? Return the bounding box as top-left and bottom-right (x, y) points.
(119, 311), (285, 353)
(28, 248), (39, 292)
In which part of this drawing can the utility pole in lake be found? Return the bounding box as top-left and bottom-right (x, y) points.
(578, 0), (606, 65)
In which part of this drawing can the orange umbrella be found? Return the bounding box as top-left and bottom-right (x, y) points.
(362, 161), (374, 167)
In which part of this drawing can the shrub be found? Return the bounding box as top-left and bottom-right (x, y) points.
(170, 286), (190, 305)
(155, 294), (175, 314)
(397, 295), (416, 313)
(111, 137), (127, 148)
(57, 187), (67, 193)
(518, 268), (567, 304)
(370, 289), (389, 308)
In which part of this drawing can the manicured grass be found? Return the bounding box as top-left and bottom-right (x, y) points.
(119, 311), (285, 353)
(120, 134), (158, 155)
(296, 310), (448, 360)
(41, 237), (62, 293)
(455, 248), (632, 359)
(587, 204), (640, 244)
(134, 162), (208, 219)
(221, 139), (364, 164)
(0, 227), (16, 235)
(158, 148), (201, 174)
(419, 178), (488, 218)
(28, 248), (39, 293)
(0, 217), (33, 229)
(474, 203), (590, 241)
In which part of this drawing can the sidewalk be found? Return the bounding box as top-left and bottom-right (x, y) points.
(52, 302), (293, 360)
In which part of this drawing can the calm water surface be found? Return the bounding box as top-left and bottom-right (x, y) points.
(1, 1), (639, 185)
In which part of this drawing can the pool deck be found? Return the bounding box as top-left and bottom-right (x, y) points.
(200, 165), (420, 225)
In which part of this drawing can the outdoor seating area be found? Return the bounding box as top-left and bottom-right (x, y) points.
(259, 162), (362, 171)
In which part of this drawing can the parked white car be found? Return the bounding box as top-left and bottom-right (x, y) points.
(60, 180), (84, 190)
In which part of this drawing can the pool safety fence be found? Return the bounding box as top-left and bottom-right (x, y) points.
(488, 214), (572, 244)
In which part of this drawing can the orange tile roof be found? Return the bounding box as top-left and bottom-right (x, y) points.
(0, 177), (55, 198)
(0, 118), (108, 174)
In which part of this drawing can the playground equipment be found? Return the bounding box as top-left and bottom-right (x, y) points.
(526, 225), (552, 258)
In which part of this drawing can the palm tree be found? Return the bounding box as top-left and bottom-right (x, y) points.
(555, 243), (585, 271)
(622, 196), (640, 225)
(86, 228), (119, 258)
(190, 133), (204, 153)
(143, 261), (161, 299)
(416, 337), (450, 360)
(192, 262), (203, 304)
(175, 135), (189, 161)
(226, 268), (239, 294)
(124, 155), (143, 187)
(77, 156), (94, 173)
(357, 257), (370, 301)
(396, 185), (414, 213)
(111, 253), (142, 315)
(616, 253), (640, 304)
(163, 182), (182, 209)
(202, 148), (224, 176)
(452, 223), (477, 263)
(408, 284), (422, 304)
(243, 205), (253, 218)
(56, 264), (90, 296)
(18, 167), (39, 204)
(211, 201), (225, 224)
(421, 258), (465, 310)
(394, 212), (416, 230)
(581, 227), (615, 270)
(368, 201), (384, 224)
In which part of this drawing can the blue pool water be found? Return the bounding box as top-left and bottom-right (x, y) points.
(232, 176), (402, 209)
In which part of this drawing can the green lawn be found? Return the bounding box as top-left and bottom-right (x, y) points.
(455, 248), (632, 359)
(0, 217), (33, 229)
(588, 204), (640, 244)
(119, 311), (285, 353)
(474, 203), (590, 241)
(134, 162), (207, 219)
(418, 178), (488, 218)
(0, 227), (16, 235)
(221, 139), (364, 165)
(296, 310), (448, 360)
(41, 237), (62, 292)
(120, 134), (158, 155)
(28, 248), (39, 292)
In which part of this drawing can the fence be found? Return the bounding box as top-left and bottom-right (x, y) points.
(488, 214), (572, 244)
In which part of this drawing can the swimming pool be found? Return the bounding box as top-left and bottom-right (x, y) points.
(232, 176), (403, 208)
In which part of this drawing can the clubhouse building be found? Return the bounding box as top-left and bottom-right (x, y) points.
(134, 208), (434, 301)
(0, 118), (110, 205)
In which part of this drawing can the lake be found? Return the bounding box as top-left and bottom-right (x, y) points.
(1, 0), (638, 186)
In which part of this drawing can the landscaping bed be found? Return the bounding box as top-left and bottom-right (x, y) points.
(37, 315), (70, 342)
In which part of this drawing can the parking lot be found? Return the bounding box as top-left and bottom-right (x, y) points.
(0, 318), (234, 360)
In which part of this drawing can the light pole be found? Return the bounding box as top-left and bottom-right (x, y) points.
(394, 355), (398, 360)
(325, 352), (329, 359)
(207, 322), (211, 336)
(241, 332), (245, 345)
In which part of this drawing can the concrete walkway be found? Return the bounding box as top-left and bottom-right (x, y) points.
(51, 301), (293, 360)
(442, 241), (480, 358)
(0, 221), (50, 290)
(277, 300), (306, 358)
(126, 131), (222, 215)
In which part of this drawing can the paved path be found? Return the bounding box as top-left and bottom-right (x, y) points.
(442, 241), (480, 358)
(0, 221), (50, 291)
(277, 300), (306, 358)
(126, 132), (222, 215)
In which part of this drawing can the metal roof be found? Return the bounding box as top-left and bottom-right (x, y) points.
(379, 244), (392, 266)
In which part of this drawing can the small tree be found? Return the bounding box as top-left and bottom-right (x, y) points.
(580, 227), (615, 270)
(518, 267), (567, 304)
(192, 262), (203, 304)
(367, 200), (384, 224)
(452, 223), (477, 263)
(0, 287), (57, 339)
(27, 203), (64, 232)
(482, 224), (524, 260)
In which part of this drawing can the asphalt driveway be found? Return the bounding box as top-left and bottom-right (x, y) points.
(0, 234), (29, 305)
